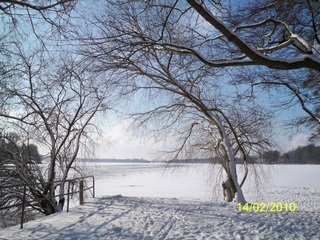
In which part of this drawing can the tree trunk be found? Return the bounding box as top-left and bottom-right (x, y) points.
(222, 179), (233, 202)
(229, 160), (246, 204)
(211, 113), (247, 204)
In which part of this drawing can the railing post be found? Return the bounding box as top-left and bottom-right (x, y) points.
(79, 180), (84, 205)
(67, 180), (70, 212)
(20, 185), (27, 229)
(92, 176), (95, 198)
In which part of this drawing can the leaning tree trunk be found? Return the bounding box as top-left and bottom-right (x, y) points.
(212, 113), (247, 204)
(228, 157), (246, 204)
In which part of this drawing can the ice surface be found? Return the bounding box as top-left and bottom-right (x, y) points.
(0, 163), (319, 239)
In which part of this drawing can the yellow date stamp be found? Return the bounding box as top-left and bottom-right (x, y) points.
(238, 202), (297, 212)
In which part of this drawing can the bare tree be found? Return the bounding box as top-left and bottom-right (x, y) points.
(191, 0), (320, 135)
(0, 0), (79, 125)
(0, 0), (118, 227)
(0, 0), (76, 32)
(77, 1), (275, 203)
(0, 47), (112, 216)
(90, 0), (319, 137)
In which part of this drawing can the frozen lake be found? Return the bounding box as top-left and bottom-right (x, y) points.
(82, 162), (320, 207)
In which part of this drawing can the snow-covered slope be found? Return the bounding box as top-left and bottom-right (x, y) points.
(0, 164), (319, 239)
(1, 194), (319, 240)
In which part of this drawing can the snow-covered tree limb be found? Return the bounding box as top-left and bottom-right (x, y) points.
(187, 0), (320, 71)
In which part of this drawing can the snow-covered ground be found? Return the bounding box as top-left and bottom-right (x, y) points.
(0, 163), (319, 239)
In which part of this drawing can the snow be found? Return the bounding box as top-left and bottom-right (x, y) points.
(0, 163), (320, 239)
(290, 34), (312, 53)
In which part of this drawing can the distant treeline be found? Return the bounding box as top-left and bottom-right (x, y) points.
(0, 135), (42, 165)
(261, 144), (320, 164)
(77, 158), (150, 163)
(172, 144), (320, 165)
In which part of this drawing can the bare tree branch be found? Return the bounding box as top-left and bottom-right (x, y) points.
(186, 0), (320, 71)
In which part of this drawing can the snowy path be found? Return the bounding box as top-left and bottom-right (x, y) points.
(1, 194), (319, 240)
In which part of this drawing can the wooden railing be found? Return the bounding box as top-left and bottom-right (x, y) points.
(0, 175), (95, 229)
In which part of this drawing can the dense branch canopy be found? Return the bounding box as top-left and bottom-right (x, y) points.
(171, 0), (317, 71)
(94, 0), (319, 138)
